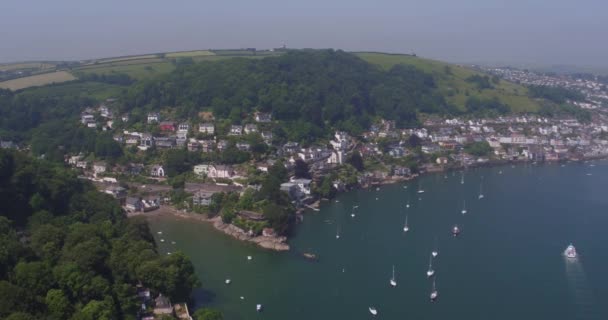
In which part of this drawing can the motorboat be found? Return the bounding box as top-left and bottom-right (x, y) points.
(564, 244), (577, 258)
(452, 225), (461, 236)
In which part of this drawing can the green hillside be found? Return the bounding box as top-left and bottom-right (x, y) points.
(356, 52), (540, 113)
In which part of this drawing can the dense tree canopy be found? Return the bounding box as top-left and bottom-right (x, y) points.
(122, 50), (449, 140)
(0, 150), (200, 319)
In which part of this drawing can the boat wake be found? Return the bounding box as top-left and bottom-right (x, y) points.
(564, 257), (600, 319)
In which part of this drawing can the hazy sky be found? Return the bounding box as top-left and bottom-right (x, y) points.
(1, 0), (606, 68)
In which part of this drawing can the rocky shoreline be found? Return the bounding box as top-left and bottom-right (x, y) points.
(134, 205), (290, 251)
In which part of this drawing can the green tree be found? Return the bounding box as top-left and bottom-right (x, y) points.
(45, 289), (72, 320)
(293, 159), (311, 178)
(346, 152), (364, 172)
(464, 141), (493, 157)
(194, 308), (224, 320)
(12, 261), (54, 297)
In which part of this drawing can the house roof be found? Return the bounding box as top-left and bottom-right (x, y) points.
(155, 294), (172, 309)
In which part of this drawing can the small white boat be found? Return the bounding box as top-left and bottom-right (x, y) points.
(335, 200), (340, 203)
(240, 296), (245, 300)
(256, 304), (263, 312)
(167, 252), (171, 255)
(353, 205), (359, 209)
(478, 181), (484, 199)
(157, 231), (163, 235)
(417, 189), (425, 194)
(432, 237), (439, 257)
(564, 244), (577, 258)
(430, 279), (438, 302)
(376, 197), (379, 200)
(225, 279), (231, 285)
(452, 225), (461, 236)
(406, 200), (410, 208)
(461, 172), (465, 184)
(351, 213), (355, 218)
(247, 255), (252, 260)
(160, 239), (165, 243)
(376, 187), (380, 191)
(171, 241), (176, 245)
(461, 200), (467, 214)
(368, 307), (378, 316)
(403, 215), (409, 232)
(336, 224), (341, 239)
(499, 170), (503, 174)
(426, 254), (435, 278)
(586, 173), (592, 176)
(390, 265), (397, 287)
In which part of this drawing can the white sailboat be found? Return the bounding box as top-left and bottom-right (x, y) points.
(460, 172), (464, 184)
(403, 215), (409, 232)
(432, 237), (439, 257)
(478, 181), (484, 199)
(335, 224), (340, 239)
(390, 265), (397, 287)
(406, 197), (410, 208)
(426, 254), (435, 277)
(430, 279), (438, 302)
(368, 307), (378, 316)
(461, 200), (467, 214)
(417, 182), (425, 194)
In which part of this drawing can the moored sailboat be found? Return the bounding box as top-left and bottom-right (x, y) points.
(403, 215), (409, 232)
(390, 265), (397, 287)
(368, 307), (378, 316)
(432, 237), (439, 257)
(430, 279), (438, 302)
(461, 200), (467, 214)
(426, 254), (435, 277)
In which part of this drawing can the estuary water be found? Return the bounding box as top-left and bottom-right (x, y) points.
(148, 162), (608, 319)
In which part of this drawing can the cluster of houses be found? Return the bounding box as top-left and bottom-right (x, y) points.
(483, 67), (608, 109)
(137, 286), (192, 320)
(67, 98), (608, 221)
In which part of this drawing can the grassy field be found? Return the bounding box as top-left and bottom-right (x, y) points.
(356, 52), (540, 113)
(0, 62), (56, 72)
(16, 81), (124, 100)
(0, 71), (76, 91)
(75, 61), (175, 80)
(74, 53), (277, 80)
(166, 50), (215, 58)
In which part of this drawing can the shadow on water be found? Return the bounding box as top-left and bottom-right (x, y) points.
(564, 257), (600, 319)
(192, 287), (217, 307)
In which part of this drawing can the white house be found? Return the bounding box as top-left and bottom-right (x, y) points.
(290, 178), (312, 195)
(150, 165), (165, 177)
(93, 162), (107, 175)
(254, 112), (272, 123)
(208, 165), (234, 178)
(147, 113), (160, 124)
(327, 150), (344, 164)
(244, 124), (258, 134)
(229, 125), (243, 136)
(194, 164), (233, 178)
(198, 123), (214, 135)
(178, 123), (190, 133)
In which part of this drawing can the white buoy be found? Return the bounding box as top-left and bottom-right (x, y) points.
(247, 256), (252, 260)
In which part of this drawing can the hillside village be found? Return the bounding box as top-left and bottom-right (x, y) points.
(12, 89), (598, 247)
(481, 67), (608, 109)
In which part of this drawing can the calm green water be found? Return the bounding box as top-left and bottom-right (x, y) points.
(148, 162), (608, 319)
